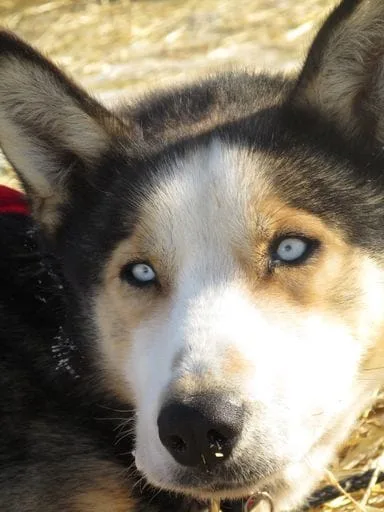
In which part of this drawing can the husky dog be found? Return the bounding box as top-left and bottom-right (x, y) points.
(1, 0), (384, 510)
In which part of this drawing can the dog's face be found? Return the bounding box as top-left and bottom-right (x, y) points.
(2, 1), (384, 509)
(95, 140), (384, 507)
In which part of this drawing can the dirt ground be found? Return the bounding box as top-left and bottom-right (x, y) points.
(1, 1), (384, 510)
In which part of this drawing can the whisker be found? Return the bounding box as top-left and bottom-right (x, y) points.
(97, 404), (134, 414)
(94, 416), (134, 422)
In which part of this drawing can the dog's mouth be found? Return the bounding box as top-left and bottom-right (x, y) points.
(187, 480), (258, 498)
(161, 461), (284, 501)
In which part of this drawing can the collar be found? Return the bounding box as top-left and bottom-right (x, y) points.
(209, 492), (274, 512)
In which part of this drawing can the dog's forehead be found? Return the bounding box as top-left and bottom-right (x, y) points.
(120, 137), (359, 287)
(136, 140), (273, 252)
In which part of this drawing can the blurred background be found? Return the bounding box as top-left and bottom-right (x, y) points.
(1, 0), (333, 100)
(2, 1), (384, 510)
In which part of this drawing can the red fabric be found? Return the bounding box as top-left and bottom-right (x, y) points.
(0, 185), (29, 215)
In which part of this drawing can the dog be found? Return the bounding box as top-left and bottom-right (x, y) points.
(2, 0), (384, 510)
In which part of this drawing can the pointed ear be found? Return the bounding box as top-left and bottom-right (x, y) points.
(0, 31), (127, 233)
(290, 0), (384, 146)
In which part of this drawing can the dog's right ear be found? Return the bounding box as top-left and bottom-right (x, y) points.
(0, 31), (128, 233)
(289, 0), (384, 147)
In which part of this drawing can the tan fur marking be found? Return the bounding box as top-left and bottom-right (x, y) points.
(357, 258), (384, 382)
(172, 370), (225, 398)
(73, 477), (135, 512)
(221, 347), (253, 378)
(238, 194), (360, 313)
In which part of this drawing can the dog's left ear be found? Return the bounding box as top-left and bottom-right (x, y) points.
(290, 0), (384, 146)
(0, 31), (128, 233)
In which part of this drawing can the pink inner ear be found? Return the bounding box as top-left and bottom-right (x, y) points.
(0, 185), (29, 215)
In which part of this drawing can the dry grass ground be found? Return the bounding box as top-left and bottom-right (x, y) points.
(1, 1), (384, 510)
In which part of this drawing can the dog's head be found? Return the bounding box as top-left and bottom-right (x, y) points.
(2, 1), (384, 508)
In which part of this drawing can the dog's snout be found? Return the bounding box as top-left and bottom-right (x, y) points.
(157, 394), (244, 467)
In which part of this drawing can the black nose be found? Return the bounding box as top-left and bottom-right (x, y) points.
(157, 394), (244, 468)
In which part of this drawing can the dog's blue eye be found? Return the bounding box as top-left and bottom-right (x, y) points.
(121, 262), (156, 287)
(276, 238), (307, 261)
(131, 263), (155, 282)
(272, 236), (317, 265)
